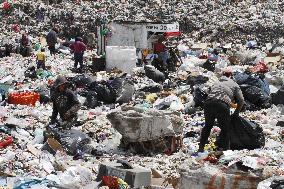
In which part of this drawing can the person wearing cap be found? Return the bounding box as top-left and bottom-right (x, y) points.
(198, 71), (244, 152)
(50, 76), (80, 129)
(70, 37), (87, 72)
(46, 27), (59, 55)
(154, 37), (168, 69)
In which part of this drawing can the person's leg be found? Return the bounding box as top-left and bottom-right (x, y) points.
(48, 45), (54, 55)
(216, 102), (231, 150)
(36, 61), (41, 69)
(79, 53), (84, 69)
(74, 53), (79, 69)
(199, 101), (216, 152)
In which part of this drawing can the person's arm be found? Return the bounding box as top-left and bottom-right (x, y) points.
(82, 42), (87, 51)
(69, 43), (74, 52)
(233, 87), (244, 115)
(64, 91), (81, 119)
(50, 102), (58, 123)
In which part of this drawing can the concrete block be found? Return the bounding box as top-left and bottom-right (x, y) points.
(107, 108), (184, 142)
(97, 162), (151, 188)
(179, 165), (263, 189)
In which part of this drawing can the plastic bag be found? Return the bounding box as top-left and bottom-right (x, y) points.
(53, 129), (91, 155)
(217, 115), (265, 150)
(241, 85), (271, 108)
(72, 74), (93, 88)
(144, 65), (165, 83)
(193, 87), (208, 108)
(116, 79), (135, 104)
(24, 66), (37, 79)
(91, 82), (117, 104)
(202, 59), (215, 72)
(186, 75), (209, 87)
(84, 91), (99, 108)
(271, 86), (284, 105)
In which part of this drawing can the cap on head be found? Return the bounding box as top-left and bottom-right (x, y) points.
(53, 75), (68, 88)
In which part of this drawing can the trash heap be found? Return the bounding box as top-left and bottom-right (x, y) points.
(1, 0), (284, 44)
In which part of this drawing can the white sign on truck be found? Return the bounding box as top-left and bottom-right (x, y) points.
(145, 23), (179, 32)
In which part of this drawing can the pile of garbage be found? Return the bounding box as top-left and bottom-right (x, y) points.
(1, 0), (284, 44)
(0, 35), (283, 188)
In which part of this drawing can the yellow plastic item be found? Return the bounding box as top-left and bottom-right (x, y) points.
(146, 93), (158, 103)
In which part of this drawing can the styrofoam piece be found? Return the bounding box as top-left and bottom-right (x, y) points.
(106, 46), (137, 74)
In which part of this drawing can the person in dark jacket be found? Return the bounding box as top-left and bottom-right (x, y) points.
(20, 33), (32, 57)
(46, 27), (59, 55)
(50, 76), (80, 129)
(70, 37), (87, 71)
(198, 73), (244, 152)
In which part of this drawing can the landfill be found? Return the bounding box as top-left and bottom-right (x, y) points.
(0, 0), (284, 189)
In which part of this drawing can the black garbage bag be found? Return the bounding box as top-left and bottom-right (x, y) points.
(270, 178), (284, 189)
(241, 85), (271, 108)
(217, 115), (265, 150)
(186, 75), (209, 86)
(89, 82), (117, 104)
(144, 65), (165, 83)
(193, 87), (208, 108)
(243, 100), (260, 111)
(24, 66), (37, 79)
(271, 86), (284, 105)
(110, 77), (124, 95)
(54, 129), (91, 156)
(202, 59), (215, 72)
(116, 79), (135, 104)
(72, 74), (93, 88)
(84, 90), (99, 108)
(139, 84), (162, 93)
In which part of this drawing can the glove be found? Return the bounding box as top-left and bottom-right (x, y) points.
(64, 111), (71, 120)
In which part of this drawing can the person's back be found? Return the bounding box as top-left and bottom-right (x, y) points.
(70, 40), (86, 53)
(21, 34), (29, 47)
(37, 51), (45, 61)
(46, 29), (57, 45)
(154, 41), (166, 54)
(207, 76), (243, 105)
(36, 48), (46, 69)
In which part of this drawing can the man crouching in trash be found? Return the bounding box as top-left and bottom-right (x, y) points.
(49, 75), (81, 129)
(198, 70), (244, 152)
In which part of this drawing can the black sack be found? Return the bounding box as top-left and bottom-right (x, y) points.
(241, 85), (271, 108)
(186, 75), (209, 86)
(202, 59), (215, 72)
(54, 129), (91, 156)
(144, 65), (165, 83)
(24, 66), (37, 79)
(84, 90), (99, 108)
(72, 74), (93, 88)
(193, 87), (208, 108)
(221, 115), (265, 150)
(94, 83), (117, 104)
(271, 86), (284, 105)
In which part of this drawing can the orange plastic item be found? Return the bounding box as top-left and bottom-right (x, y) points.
(0, 136), (13, 149)
(8, 91), (40, 106)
